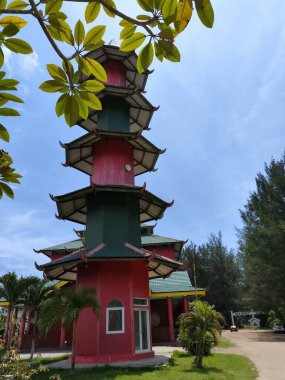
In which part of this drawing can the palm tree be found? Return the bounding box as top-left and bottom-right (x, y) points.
(39, 287), (100, 370)
(178, 300), (224, 368)
(0, 272), (38, 349)
(22, 279), (54, 360)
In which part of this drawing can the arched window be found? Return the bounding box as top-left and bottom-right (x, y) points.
(106, 300), (124, 334)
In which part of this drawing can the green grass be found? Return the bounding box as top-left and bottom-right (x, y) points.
(33, 351), (257, 380)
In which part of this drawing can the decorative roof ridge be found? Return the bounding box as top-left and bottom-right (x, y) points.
(85, 243), (106, 258)
(124, 242), (149, 257)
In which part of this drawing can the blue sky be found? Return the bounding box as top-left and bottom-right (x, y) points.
(1, 1), (285, 276)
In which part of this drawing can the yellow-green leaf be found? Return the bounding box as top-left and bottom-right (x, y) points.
(195, 0), (214, 28)
(158, 40), (180, 61)
(0, 181), (14, 198)
(2, 23), (20, 37)
(4, 38), (32, 54)
(120, 25), (136, 39)
(137, 0), (153, 11)
(85, 58), (107, 82)
(0, 16), (27, 28)
(0, 48), (3, 69)
(75, 93), (89, 119)
(55, 93), (68, 117)
(7, 0), (28, 10)
(80, 91), (102, 110)
(103, 0), (116, 17)
(120, 32), (146, 52)
(85, 1), (101, 23)
(175, 0), (192, 33)
(0, 107), (20, 116)
(0, 92), (23, 103)
(46, 25), (63, 42)
(0, 0), (7, 9)
(137, 42), (153, 73)
(64, 94), (79, 126)
(46, 0), (63, 15)
(78, 79), (104, 92)
(74, 20), (85, 46)
(47, 63), (67, 82)
(83, 25), (106, 47)
(39, 80), (67, 93)
(0, 124), (9, 142)
(162, 0), (177, 24)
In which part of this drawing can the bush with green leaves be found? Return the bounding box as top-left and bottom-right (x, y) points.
(177, 300), (224, 368)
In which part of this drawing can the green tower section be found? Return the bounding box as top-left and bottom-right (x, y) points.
(98, 97), (130, 133)
(85, 192), (141, 252)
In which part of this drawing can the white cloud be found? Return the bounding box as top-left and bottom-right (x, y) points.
(2, 48), (42, 77)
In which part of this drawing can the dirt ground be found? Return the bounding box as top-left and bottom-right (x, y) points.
(217, 329), (285, 380)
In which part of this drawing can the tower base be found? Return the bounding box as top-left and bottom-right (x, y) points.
(73, 350), (155, 364)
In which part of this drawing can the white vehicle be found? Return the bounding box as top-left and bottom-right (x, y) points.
(272, 322), (284, 333)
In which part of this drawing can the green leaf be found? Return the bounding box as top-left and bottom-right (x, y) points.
(78, 79), (104, 92)
(0, 124), (9, 142)
(102, 0), (116, 17)
(74, 20), (85, 46)
(46, 63), (67, 82)
(55, 93), (68, 117)
(0, 107), (20, 116)
(159, 26), (175, 39)
(84, 25), (106, 48)
(2, 23), (20, 37)
(137, 0), (153, 11)
(0, 48), (3, 69)
(4, 38), (33, 54)
(137, 42), (153, 73)
(162, 0), (177, 24)
(64, 94), (79, 126)
(0, 16), (27, 28)
(175, 0), (192, 33)
(80, 91), (102, 110)
(0, 92), (23, 103)
(120, 25), (136, 39)
(7, 0), (29, 10)
(46, 0), (63, 15)
(158, 40), (180, 61)
(46, 25), (63, 42)
(0, 71), (5, 80)
(85, 1), (101, 23)
(195, 0), (214, 28)
(39, 80), (67, 93)
(154, 0), (164, 10)
(0, 181), (14, 198)
(75, 93), (89, 119)
(120, 32), (146, 52)
(85, 58), (107, 82)
(0, 0), (7, 9)
(119, 19), (133, 27)
(83, 39), (104, 52)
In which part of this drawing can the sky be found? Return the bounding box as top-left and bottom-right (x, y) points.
(1, 1), (285, 276)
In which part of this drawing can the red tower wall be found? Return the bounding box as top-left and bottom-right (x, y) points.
(75, 260), (154, 363)
(92, 139), (134, 185)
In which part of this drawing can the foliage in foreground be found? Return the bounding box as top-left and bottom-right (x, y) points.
(0, 0), (215, 200)
(0, 339), (60, 380)
(34, 352), (257, 380)
(177, 300), (224, 368)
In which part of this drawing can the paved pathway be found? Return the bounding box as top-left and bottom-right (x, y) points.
(216, 329), (285, 380)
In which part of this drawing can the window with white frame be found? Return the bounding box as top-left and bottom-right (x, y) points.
(133, 298), (148, 306)
(106, 300), (124, 334)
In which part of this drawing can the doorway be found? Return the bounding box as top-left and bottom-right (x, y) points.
(134, 309), (150, 352)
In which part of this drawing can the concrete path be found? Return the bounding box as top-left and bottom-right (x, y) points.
(216, 329), (285, 380)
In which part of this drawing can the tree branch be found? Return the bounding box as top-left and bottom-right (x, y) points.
(0, 8), (32, 15)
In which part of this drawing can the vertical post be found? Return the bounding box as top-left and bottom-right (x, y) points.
(167, 297), (175, 342)
(3, 308), (11, 342)
(182, 296), (189, 313)
(230, 311), (235, 326)
(18, 307), (26, 349)
(60, 324), (66, 349)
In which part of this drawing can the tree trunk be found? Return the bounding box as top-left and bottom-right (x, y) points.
(6, 306), (14, 349)
(30, 310), (37, 361)
(71, 317), (77, 370)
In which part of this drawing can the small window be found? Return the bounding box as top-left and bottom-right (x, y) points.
(134, 298), (148, 306)
(106, 300), (124, 334)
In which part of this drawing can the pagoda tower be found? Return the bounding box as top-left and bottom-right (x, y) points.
(37, 45), (182, 364)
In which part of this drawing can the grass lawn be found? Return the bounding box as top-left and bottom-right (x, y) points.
(34, 351), (257, 380)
